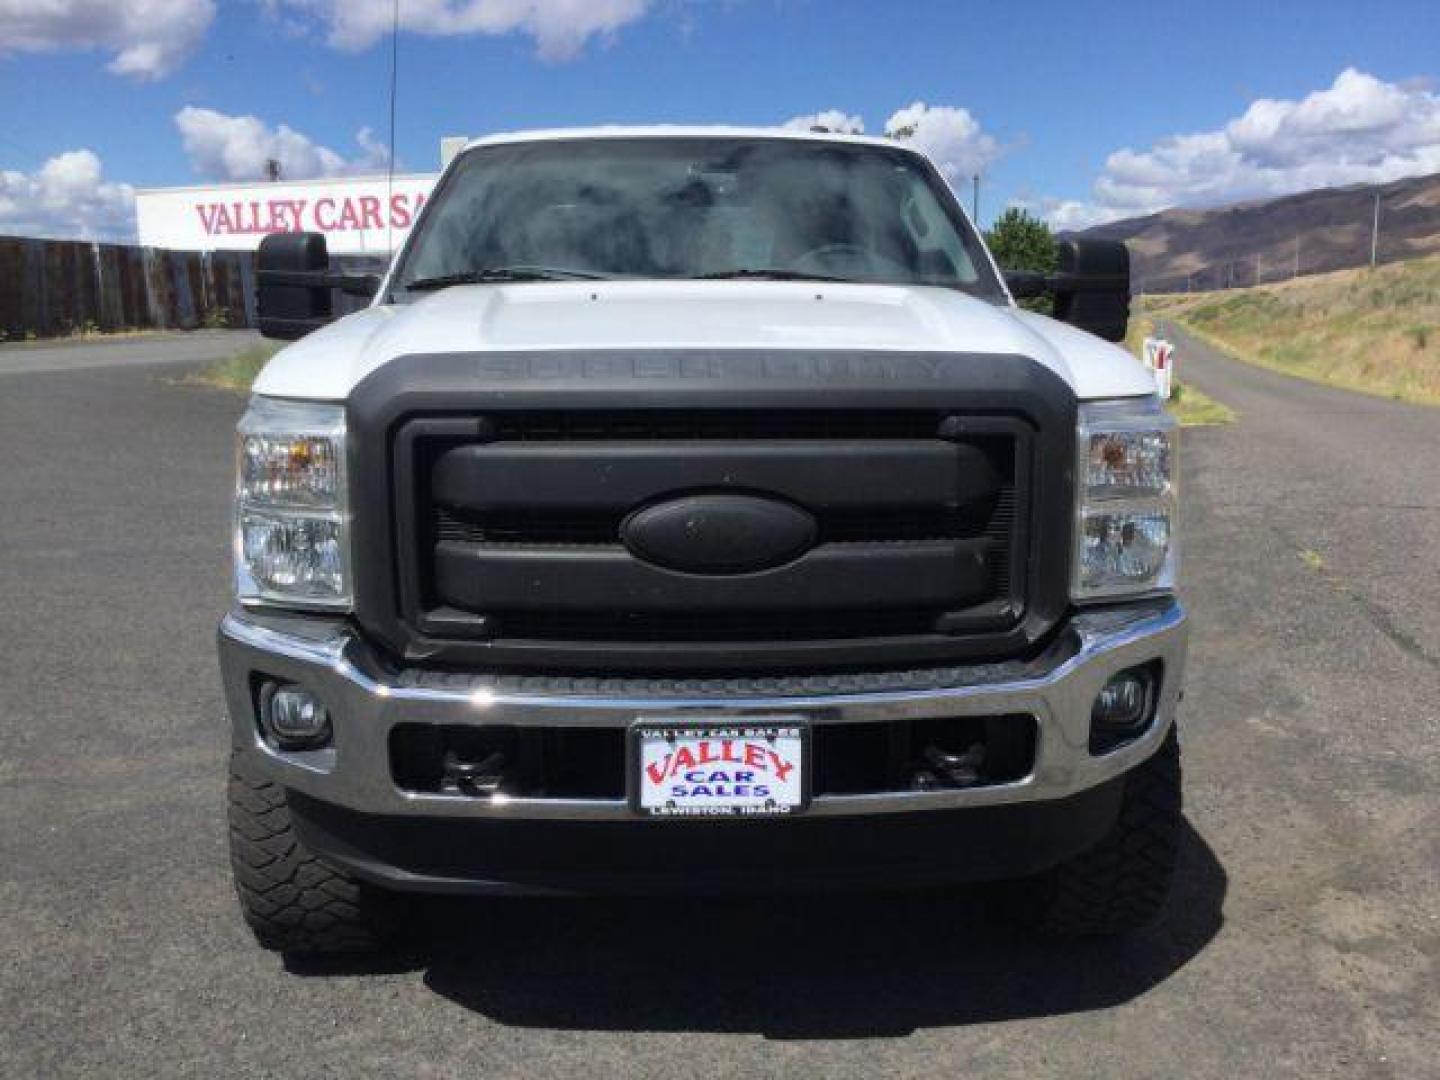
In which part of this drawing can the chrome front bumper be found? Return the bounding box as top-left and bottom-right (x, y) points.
(219, 601), (1188, 821)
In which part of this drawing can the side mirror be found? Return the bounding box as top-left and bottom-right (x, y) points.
(256, 232), (381, 341)
(257, 232), (334, 341)
(1002, 239), (1131, 342)
(1051, 239), (1130, 342)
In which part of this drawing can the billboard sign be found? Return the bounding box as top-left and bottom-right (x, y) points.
(135, 173), (439, 255)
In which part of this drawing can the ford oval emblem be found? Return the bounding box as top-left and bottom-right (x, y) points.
(621, 493), (818, 575)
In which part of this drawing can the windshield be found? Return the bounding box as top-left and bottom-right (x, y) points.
(392, 137), (1005, 299)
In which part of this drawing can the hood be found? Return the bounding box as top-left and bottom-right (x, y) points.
(253, 281), (1158, 402)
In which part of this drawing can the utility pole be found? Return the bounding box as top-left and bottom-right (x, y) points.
(972, 174), (980, 224)
(1255, 251), (1261, 286)
(1294, 236), (1300, 279)
(1370, 191), (1381, 269)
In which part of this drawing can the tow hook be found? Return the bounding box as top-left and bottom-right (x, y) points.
(911, 743), (986, 790)
(442, 750), (507, 796)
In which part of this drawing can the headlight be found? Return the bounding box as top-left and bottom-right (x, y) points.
(1073, 397), (1177, 601)
(234, 397), (351, 609)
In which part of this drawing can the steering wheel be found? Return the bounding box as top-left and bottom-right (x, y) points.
(788, 242), (906, 276)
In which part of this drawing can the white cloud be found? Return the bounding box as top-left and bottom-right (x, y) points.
(1039, 199), (1116, 233)
(1225, 68), (1435, 168)
(264, 0), (653, 61)
(174, 107), (391, 182)
(1048, 68), (1440, 228)
(0, 150), (136, 241)
(0, 0), (215, 80)
(884, 102), (1005, 183)
(783, 110), (866, 135)
(779, 103), (1005, 185)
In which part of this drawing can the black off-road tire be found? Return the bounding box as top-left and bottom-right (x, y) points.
(1017, 727), (1183, 936)
(228, 752), (392, 955)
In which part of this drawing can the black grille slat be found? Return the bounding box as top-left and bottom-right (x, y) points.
(432, 439), (988, 515)
(432, 540), (994, 614)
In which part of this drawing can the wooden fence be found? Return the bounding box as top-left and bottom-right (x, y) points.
(0, 236), (257, 341)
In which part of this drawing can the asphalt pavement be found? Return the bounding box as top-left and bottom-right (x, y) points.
(0, 330), (1435, 1078)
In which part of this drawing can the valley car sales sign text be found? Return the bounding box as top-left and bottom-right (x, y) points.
(135, 174), (439, 255)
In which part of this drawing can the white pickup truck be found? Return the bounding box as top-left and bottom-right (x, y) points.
(221, 126), (1185, 954)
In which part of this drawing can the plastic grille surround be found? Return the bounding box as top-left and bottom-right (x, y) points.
(343, 348), (1078, 673)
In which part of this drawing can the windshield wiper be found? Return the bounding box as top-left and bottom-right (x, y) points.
(402, 266), (613, 290)
(690, 268), (856, 283)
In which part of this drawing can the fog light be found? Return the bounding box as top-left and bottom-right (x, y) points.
(261, 684), (332, 749)
(1090, 666), (1157, 753)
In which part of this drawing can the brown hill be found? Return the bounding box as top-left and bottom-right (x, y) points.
(1070, 172), (1440, 294)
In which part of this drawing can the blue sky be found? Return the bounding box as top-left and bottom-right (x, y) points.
(3, 0), (1440, 240)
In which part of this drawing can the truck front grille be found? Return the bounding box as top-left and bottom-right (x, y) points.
(387, 409), (1035, 670)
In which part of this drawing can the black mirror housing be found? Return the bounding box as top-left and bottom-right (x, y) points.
(1003, 240), (1131, 342)
(257, 232), (338, 341)
(1051, 239), (1130, 342)
(1003, 270), (1048, 300)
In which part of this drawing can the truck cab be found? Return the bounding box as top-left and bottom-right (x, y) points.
(221, 127), (1185, 954)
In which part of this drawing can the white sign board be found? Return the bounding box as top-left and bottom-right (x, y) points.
(135, 173), (439, 255)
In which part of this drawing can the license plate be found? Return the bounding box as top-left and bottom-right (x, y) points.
(631, 720), (808, 818)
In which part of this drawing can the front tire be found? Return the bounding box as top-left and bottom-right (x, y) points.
(1016, 727), (1183, 936)
(227, 752), (392, 955)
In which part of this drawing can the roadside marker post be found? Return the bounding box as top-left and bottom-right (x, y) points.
(1142, 337), (1175, 400)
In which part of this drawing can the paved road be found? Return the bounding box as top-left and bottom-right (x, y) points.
(0, 332), (1435, 1078)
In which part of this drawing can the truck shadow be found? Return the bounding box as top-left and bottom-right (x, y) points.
(295, 818), (1225, 1039)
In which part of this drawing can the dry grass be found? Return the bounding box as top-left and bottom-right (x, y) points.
(1142, 254), (1440, 405)
(192, 342), (282, 392)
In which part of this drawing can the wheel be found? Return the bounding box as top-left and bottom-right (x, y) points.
(1013, 727), (1183, 936)
(227, 752), (392, 955)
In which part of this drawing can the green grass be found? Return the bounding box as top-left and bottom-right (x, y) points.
(1139, 254), (1440, 405)
(195, 342), (281, 392)
(1166, 380), (1237, 427)
(1126, 315), (1237, 427)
